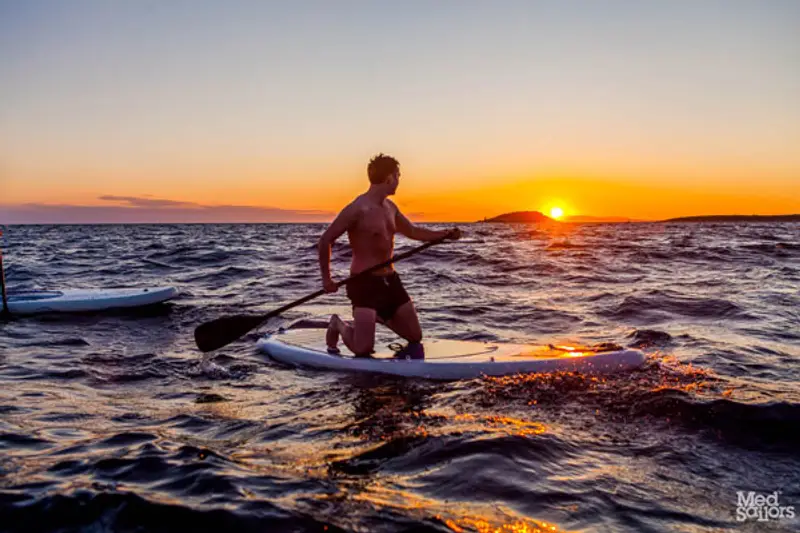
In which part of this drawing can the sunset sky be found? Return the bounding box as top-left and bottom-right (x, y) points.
(1, 0), (798, 223)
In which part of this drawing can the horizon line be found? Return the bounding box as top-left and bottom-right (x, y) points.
(4, 214), (799, 227)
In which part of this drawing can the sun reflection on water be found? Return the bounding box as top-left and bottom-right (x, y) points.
(324, 483), (573, 533)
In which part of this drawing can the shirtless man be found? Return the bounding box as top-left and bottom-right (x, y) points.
(318, 154), (461, 358)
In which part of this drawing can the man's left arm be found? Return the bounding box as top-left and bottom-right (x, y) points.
(395, 205), (460, 242)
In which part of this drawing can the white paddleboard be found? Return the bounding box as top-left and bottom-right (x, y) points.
(257, 319), (646, 380)
(5, 287), (178, 315)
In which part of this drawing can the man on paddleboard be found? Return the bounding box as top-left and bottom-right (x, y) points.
(318, 154), (461, 358)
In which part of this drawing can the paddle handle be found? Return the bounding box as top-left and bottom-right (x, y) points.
(259, 233), (452, 324)
(0, 226), (8, 317)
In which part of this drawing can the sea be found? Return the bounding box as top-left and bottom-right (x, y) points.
(1, 222), (798, 532)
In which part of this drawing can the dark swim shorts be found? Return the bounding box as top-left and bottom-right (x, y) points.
(346, 271), (411, 322)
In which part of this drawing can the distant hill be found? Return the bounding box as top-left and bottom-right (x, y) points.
(664, 214), (800, 223)
(479, 211), (554, 223)
(478, 211), (800, 224)
(478, 211), (637, 223)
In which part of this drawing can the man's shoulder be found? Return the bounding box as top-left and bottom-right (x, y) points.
(347, 195), (369, 211)
(339, 196), (369, 221)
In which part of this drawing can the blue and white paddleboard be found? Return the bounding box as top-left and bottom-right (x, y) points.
(257, 319), (646, 380)
(5, 287), (178, 315)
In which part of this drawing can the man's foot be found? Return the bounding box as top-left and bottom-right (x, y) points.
(326, 314), (341, 354)
(392, 341), (425, 360)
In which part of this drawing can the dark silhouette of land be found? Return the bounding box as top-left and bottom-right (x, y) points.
(480, 211), (554, 223)
(664, 214), (800, 223)
(478, 211), (800, 223)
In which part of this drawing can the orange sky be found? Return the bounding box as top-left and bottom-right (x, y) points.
(3, 154), (797, 222)
(1, 2), (798, 223)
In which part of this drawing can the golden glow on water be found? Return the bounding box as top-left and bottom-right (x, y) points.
(327, 483), (572, 533)
(475, 352), (732, 412)
(442, 516), (563, 533)
(442, 413), (548, 437)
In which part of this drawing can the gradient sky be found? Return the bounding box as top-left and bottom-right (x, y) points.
(1, 0), (798, 223)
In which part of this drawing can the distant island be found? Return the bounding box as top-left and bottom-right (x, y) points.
(478, 211), (637, 223)
(478, 211), (800, 224)
(480, 211), (554, 223)
(664, 214), (800, 223)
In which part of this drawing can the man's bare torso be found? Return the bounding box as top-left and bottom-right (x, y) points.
(347, 194), (397, 276)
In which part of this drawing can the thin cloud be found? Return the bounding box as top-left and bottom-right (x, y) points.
(0, 196), (448, 224)
(97, 195), (200, 208)
(0, 196), (335, 224)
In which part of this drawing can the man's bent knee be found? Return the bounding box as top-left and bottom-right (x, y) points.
(353, 340), (374, 355)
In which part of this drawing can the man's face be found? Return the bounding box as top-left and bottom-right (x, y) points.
(387, 170), (400, 195)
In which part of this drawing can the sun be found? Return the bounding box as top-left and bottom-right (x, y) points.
(549, 206), (564, 219)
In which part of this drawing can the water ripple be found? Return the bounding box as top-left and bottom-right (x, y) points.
(1, 222), (798, 532)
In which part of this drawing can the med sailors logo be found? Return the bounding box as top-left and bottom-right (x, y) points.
(736, 491), (795, 522)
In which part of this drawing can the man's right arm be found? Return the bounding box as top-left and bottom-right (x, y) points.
(318, 203), (357, 291)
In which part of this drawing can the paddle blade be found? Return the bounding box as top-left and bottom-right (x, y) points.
(194, 313), (266, 352)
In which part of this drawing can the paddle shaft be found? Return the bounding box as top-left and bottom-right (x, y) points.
(193, 232), (455, 351)
(256, 234), (451, 326)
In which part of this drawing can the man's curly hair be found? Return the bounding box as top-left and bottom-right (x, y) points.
(367, 153), (400, 185)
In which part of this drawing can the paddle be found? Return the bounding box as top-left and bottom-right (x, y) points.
(194, 232), (455, 352)
(0, 226), (9, 318)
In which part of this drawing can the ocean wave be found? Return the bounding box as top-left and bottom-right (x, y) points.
(0, 491), (324, 533)
(623, 391), (800, 449)
(603, 290), (752, 323)
(2, 221), (799, 533)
